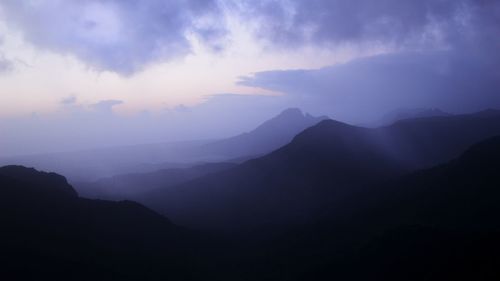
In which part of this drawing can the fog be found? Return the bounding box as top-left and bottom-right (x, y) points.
(2, 2), (500, 280)
(0, 94), (287, 156)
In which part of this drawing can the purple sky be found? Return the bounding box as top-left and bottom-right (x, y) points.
(0, 0), (499, 155)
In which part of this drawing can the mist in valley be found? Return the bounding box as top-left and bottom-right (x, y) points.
(1, 1), (500, 280)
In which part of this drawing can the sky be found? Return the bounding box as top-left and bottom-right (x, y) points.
(0, 0), (499, 156)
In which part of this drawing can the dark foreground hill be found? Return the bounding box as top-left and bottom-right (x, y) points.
(0, 166), (204, 281)
(250, 135), (500, 281)
(2, 135), (500, 280)
(142, 110), (500, 232)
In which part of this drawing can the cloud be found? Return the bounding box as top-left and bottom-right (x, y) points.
(238, 0), (500, 51)
(2, 0), (498, 76)
(234, 0), (500, 123)
(60, 95), (77, 105)
(0, 93), (291, 156)
(240, 49), (500, 123)
(0, 0), (226, 75)
(0, 0), (498, 133)
(90, 99), (123, 113)
(0, 53), (13, 73)
(173, 104), (191, 113)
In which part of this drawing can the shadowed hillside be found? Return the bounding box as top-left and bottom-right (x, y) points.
(76, 162), (237, 200)
(2, 135), (500, 280)
(257, 135), (500, 281)
(142, 110), (500, 232)
(0, 166), (203, 281)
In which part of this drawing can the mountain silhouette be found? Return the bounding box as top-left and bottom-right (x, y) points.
(141, 110), (500, 232)
(201, 108), (329, 159)
(359, 134), (500, 230)
(265, 135), (500, 281)
(0, 108), (327, 182)
(76, 162), (237, 200)
(377, 107), (452, 126)
(0, 165), (203, 281)
(3, 135), (500, 280)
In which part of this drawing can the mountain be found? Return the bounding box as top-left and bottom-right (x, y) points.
(261, 136), (500, 281)
(377, 107), (452, 126)
(3, 136), (500, 280)
(201, 108), (329, 159)
(75, 162), (237, 200)
(376, 109), (500, 168)
(360, 134), (500, 230)
(72, 108), (326, 199)
(0, 108), (326, 182)
(0, 165), (203, 281)
(0, 141), (211, 182)
(141, 110), (500, 232)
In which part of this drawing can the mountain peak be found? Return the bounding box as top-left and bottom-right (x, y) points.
(260, 108), (328, 128)
(203, 108), (328, 158)
(276, 107), (304, 118)
(470, 108), (500, 118)
(252, 108), (328, 135)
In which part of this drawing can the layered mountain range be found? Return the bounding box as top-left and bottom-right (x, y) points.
(2, 108), (500, 280)
(139, 110), (500, 232)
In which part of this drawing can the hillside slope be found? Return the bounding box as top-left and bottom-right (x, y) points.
(142, 110), (500, 232)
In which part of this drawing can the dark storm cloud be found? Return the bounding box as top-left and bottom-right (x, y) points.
(240, 0), (500, 50)
(0, 0), (225, 75)
(1, 0), (497, 75)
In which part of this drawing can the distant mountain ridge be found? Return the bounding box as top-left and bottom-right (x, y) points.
(76, 162), (237, 200)
(141, 109), (500, 232)
(379, 107), (452, 126)
(202, 108), (329, 159)
(3, 131), (500, 280)
(0, 108), (327, 182)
